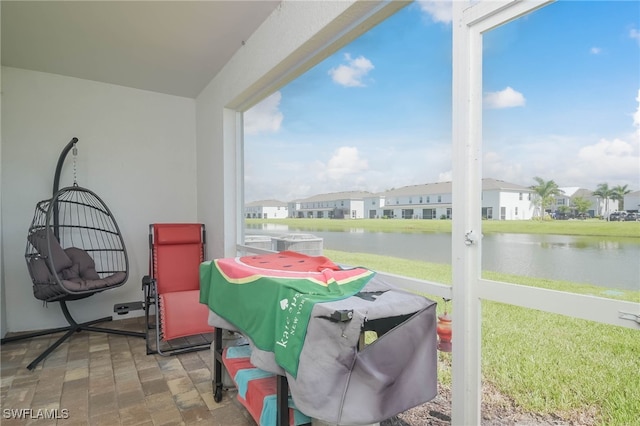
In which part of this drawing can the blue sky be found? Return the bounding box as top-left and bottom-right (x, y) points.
(244, 0), (640, 203)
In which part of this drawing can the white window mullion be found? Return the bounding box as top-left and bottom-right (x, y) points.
(452, 1), (558, 424)
(223, 107), (241, 258)
(236, 110), (246, 250)
(451, 1), (483, 424)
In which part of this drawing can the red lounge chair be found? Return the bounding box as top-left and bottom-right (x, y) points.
(143, 223), (214, 355)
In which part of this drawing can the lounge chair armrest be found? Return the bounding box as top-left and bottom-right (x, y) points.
(141, 275), (154, 289)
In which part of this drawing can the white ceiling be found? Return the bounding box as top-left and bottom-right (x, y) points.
(1, 1), (281, 98)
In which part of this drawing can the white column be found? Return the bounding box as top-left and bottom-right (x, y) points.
(451, 1), (483, 424)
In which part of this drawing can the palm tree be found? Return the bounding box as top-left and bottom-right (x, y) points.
(530, 177), (563, 220)
(592, 183), (615, 218)
(611, 184), (632, 211)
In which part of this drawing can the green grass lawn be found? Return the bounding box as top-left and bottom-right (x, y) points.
(322, 249), (640, 426)
(248, 217), (640, 238)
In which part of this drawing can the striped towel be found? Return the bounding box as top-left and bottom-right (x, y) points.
(223, 345), (311, 426)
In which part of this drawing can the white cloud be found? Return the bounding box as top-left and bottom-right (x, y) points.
(630, 28), (640, 44)
(560, 91), (640, 188)
(318, 146), (369, 181)
(484, 87), (526, 109)
(575, 137), (639, 182)
(590, 47), (602, 54)
(244, 91), (283, 135)
(415, 0), (453, 24)
(484, 126), (640, 191)
(483, 150), (526, 185)
(367, 142), (451, 189)
(328, 54), (374, 87)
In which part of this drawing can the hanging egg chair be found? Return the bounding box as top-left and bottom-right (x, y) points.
(25, 186), (129, 302)
(1, 138), (144, 370)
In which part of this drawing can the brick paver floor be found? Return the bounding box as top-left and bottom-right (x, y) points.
(1, 316), (255, 425)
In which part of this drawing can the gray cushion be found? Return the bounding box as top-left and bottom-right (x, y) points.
(65, 247), (101, 280)
(27, 235), (127, 297)
(60, 272), (126, 292)
(27, 228), (73, 273)
(29, 257), (55, 284)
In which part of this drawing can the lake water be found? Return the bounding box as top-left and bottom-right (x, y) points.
(245, 224), (640, 292)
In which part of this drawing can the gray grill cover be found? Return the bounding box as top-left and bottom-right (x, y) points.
(208, 275), (437, 424)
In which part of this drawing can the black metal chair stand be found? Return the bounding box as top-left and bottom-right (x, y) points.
(1, 300), (144, 370)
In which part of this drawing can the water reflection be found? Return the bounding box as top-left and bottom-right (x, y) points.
(244, 225), (640, 291)
(598, 240), (621, 250)
(540, 241), (591, 249)
(247, 223), (290, 232)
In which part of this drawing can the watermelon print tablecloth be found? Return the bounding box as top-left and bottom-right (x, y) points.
(199, 251), (374, 377)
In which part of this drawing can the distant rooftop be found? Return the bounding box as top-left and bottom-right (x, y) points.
(292, 191), (374, 203)
(245, 199), (287, 207)
(247, 178), (536, 205)
(383, 178), (532, 197)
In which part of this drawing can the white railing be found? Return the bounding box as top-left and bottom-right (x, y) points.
(236, 244), (639, 331)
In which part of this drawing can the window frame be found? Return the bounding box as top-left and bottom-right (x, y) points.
(228, 2), (640, 425)
(451, 0), (639, 423)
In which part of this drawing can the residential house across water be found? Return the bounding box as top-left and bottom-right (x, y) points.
(288, 191), (372, 219)
(553, 187), (619, 218)
(245, 199), (289, 219)
(266, 178), (537, 220)
(371, 178), (535, 220)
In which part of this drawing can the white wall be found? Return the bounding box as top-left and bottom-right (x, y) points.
(1, 67), (197, 332)
(624, 192), (640, 212)
(351, 200), (365, 219)
(483, 190), (534, 220)
(497, 191), (535, 220)
(264, 206), (288, 219)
